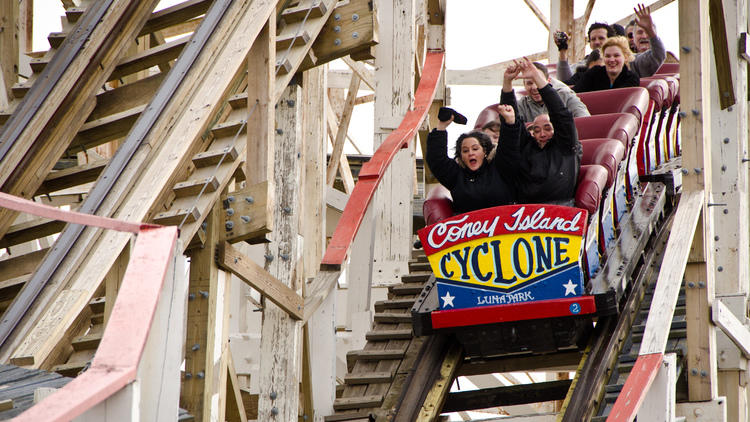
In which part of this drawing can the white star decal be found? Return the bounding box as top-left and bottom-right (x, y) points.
(563, 280), (577, 296)
(441, 291), (455, 308)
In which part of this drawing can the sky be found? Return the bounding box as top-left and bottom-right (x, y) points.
(31, 0), (680, 156)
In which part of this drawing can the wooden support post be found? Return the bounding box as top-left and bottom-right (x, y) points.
(549, 0), (576, 65)
(226, 350), (248, 422)
(103, 245), (130, 325)
(421, 1), (445, 187)
(301, 65), (336, 418)
(708, 0), (749, 420)
(371, 0), (417, 285)
(326, 73), (361, 186)
(257, 84), (303, 421)
(680, 0), (718, 403)
(247, 16), (276, 235)
(325, 95), (356, 193)
(0, 0), (18, 109)
(181, 203), (231, 421)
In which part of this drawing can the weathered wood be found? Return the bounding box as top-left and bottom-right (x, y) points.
(0, 0), (19, 107)
(639, 190), (703, 355)
(327, 74), (361, 186)
(342, 57), (375, 90)
(36, 160), (107, 196)
(108, 36), (188, 81)
(256, 84), (303, 421)
(416, 342), (463, 420)
(225, 349), (248, 422)
(220, 182), (272, 243)
(325, 95), (356, 193)
(523, 0), (549, 30)
(709, 0), (736, 109)
(218, 242), (303, 320)
(0, 219), (65, 249)
(712, 300), (750, 358)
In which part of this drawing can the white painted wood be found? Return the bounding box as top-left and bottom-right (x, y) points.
(640, 190), (703, 355)
(257, 85), (303, 421)
(326, 186), (349, 212)
(74, 383), (137, 422)
(638, 353), (677, 422)
(370, 0), (416, 286)
(445, 52), (548, 86)
(308, 287), (336, 421)
(713, 300), (750, 358)
(709, 0), (748, 298)
(346, 205), (374, 327)
(675, 398), (727, 421)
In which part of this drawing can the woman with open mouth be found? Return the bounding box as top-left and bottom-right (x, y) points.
(572, 36), (640, 93)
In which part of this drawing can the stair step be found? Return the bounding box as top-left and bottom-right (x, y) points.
(29, 57), (49, 73)
(275, 57), (293, 75)
(281, 1), (328, 23)
(408, 261), (431, 272)
(228, 93), (248, 110)
(211, 120), (247, 138)
(632, 319), (685, 335)
(109, 37), (187, 81)
(91, 313), (104, 325)
(344, 371), (393, 385)
(88, 297), (105, 314)
(374, 298), (414, 312)
(47, 32), (66, 49)
(346, 349), (405, 371)
(400, 272), (431, 283)
(365, 329), (413, 341)
(631, 328), (687, 344)
(154, 206), (201, 226)
(333, 394), (383, 412)
(388, 283), (424, 296)
(173, 176), (220, 198)
(192, 146), (239, 168)
(52, 360), (89, 378)
(11, 83), (30, 99)
(72, 332), (103, 351)
(276, 30), (311, 50)
(373, 312), (411, 324)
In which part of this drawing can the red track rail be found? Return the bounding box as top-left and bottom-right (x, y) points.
(322, 51), (444, 267)
(607, 352), (663, 421)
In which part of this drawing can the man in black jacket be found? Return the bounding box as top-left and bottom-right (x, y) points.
(498, 58), (582, 206)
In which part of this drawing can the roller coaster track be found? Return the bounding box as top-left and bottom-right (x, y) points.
(326, 180), (685, 421)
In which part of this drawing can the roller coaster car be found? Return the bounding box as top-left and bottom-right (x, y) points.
(411, 203), (615, 357)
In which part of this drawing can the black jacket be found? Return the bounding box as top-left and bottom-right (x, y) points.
(425, 130), (516, 214)
(498, 84), (582, 203)
(572, 64), (640, 93)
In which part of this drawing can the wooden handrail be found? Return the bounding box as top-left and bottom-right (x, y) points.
(321, 50), (444, 268)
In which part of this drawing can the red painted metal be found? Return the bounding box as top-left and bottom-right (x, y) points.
(607, 353), (664, 422)
(430, 295), (597, 329)
(321, 51), (445, 267)
(14, 226), (178, 422)
(0, 191), (160, 233)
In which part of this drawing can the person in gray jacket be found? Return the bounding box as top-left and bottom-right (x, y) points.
(509, 62), (590, 123)
(628, 3), (665, 78)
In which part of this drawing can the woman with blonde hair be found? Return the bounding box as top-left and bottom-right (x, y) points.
(573, 36), (639, 93)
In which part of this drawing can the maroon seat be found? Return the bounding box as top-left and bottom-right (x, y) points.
(581, 139), (626, 188)
(423, 185), (453, 225)
(639, 79), (669, 109)
(574, 113), (640, 147)
(576, 87), (650, 123)
(475, 104), (500, 130)
(575, 164), (608, 217)
(655, 63), (679, 75)
(663, 75), (680, 105)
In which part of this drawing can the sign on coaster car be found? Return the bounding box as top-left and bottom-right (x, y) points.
(418, 204), (588, 312)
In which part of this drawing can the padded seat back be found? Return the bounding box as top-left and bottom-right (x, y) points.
(580, 139), (626, 188)
(475, 103), (500, 130)
(574, 113), (640, 147)
(422, 185), (453, 226)
(575, 164), (608, 216)
(655, 63), (679, 75)
(639, 78), (670, 109)
(576, 87), (650, 123)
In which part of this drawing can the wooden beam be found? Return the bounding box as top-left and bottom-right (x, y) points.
(342, 57), (375, 90)
(639, 190), (703, 355)
(257, 84), (304, 420)
(713, 300), (750, 358)
(325, 95), (356, 193)
(36, 160), (108, 196)
(326, 185), (349, 212)
(217, 242), (303, 320)
(181, 203), (230, 421)
(0, 248), (47, 283)
(0, 218), (65, 249)
(615, 0), (677, 26)
(225, 350), (248, 422)
(303, 0), (377, 71)
(326, 74), (360, 186)
(523, 0), (550, 30)
(220, 182), (272, 243)
(0, 0), (19, 107)
(580, 0), (597, 26)
(445, 51), (548, 86)
(709, 0), (736, 109)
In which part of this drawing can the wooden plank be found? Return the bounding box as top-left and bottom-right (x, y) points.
(0, 248), (48, 282)
(0, 0), (19, 107)
(446, 51), (547, 86)
(108, 36), (187, 81)
(221, 182), (272, 243)
(274, 0), (337, 103)
(305, 0), (377, 71)
(0, 218), (65, 249)
(327, 185), (349, 212)
(709, 0), (736, 109)
(217, 242), (303, 320)
(256, 84), (304, 421)
(326, 74), (361, 186)
(615, 0), (677, 26)
(0, 0), (278, 369)
(639, 190), (703, 355)
(607, 353), (664, 421)
(325, 95), (356, 193)
(225, 349), (248, 422)
(0, 0), (161, 242)
(713, 299), (750, 358)
(36, 160), (107, 196)
(139, 0), (212, 36)
(342, 57), (375, 90)
(522, 0), (549, 30)
(416, 342), (463, 420)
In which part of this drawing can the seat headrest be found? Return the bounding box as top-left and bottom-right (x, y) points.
(423, 185), (454, 225)
(575, 164), (609, 216)
(574, 113), (640, 147)
(639, 78), (669, 108)
(581, 138), (626, 188)
(576, 87), (650, 123)
(655, 63), (679, 75)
